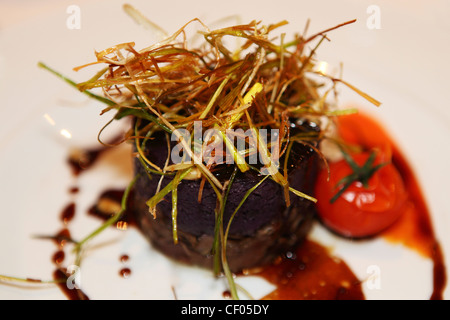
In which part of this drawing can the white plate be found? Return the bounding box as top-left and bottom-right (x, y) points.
(0, 0), (449, 300)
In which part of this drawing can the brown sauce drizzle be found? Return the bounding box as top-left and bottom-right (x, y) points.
(53, 269), (89, 301)
(60, 202), (76, 225)
(47, 194), (90, 299)
(88, 189), (136, 228)
(382, 146), (447, 300)
(53, 142), (134, 298)
(16, 139), (128, 299)
(49, 232), (90, 300)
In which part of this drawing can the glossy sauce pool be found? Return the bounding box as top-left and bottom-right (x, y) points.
(254, 239), (365, 300)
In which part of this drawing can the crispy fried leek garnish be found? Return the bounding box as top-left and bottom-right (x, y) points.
(40, 17), (380, 206)
(68, 18), (379, 196)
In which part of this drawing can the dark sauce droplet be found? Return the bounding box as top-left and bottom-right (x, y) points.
(69, 186), (80, 194)
(119, 255), (131, 278)
(60, 202), (76, 225)
(52, 250), (65, 265)
(53, 228), (72, 248)
(119, 268), (132, 278)
(222, 290), (231, 299)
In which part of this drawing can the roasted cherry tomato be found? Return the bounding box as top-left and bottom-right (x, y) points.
(315, 151), (407, 238)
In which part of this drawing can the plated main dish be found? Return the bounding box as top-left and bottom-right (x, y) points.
(1, 5), (446, 300)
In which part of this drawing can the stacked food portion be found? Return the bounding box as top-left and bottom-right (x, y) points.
(73, 18), (367, 293)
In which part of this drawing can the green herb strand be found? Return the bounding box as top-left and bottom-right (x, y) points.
(212, 166), (238, 276)
(145, 167), (193, 210)
(38, 62), (115, 106)
(170, 170), (183, 244)
(222, 174), (270, 300)
(74, 174), (139, 256)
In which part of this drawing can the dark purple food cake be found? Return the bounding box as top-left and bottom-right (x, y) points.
(132, 122), (319, 272)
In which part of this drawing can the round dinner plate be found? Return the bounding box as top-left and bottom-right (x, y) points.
(0, 0), (449, 300)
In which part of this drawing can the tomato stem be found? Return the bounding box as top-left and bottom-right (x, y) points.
(330, 148), (389, 203)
